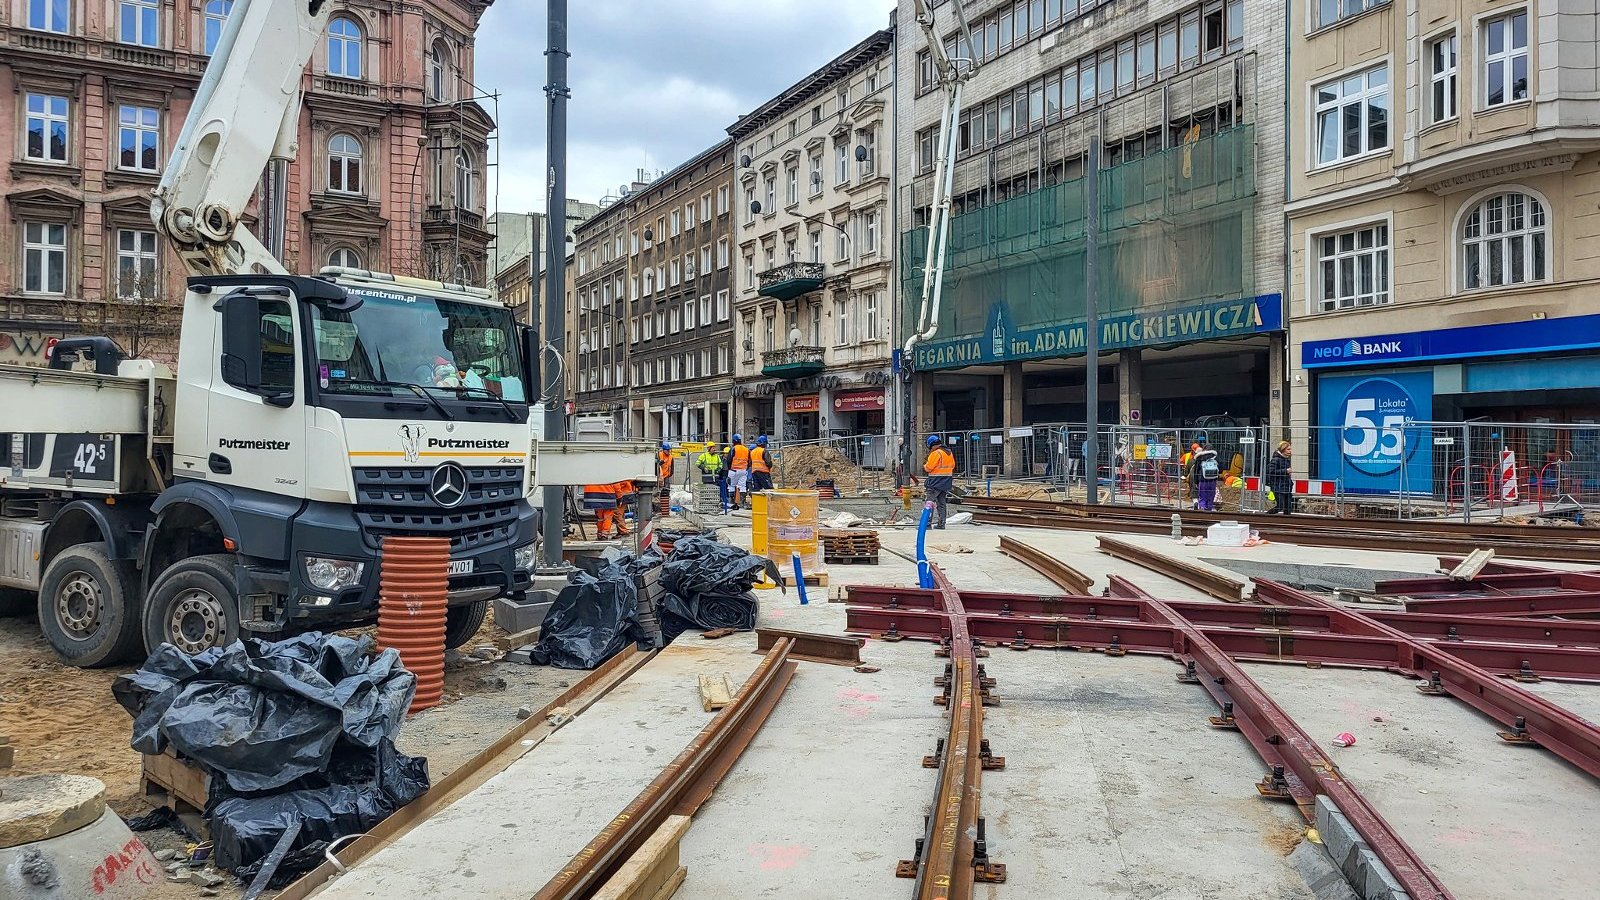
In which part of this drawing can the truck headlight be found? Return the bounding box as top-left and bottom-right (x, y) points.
(514, 542), (537, 571)
(305, 557), (365, 591)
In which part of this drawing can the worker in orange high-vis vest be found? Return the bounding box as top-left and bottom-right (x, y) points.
(727, 434), (752, 510)
(924, 435), (956, 529)
(656, 442), (675, 510)
(750, 435), (774, 492)
(582, 482), (620, 538)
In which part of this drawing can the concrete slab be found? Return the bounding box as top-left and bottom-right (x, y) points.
(1247, 664), (1600, 900)
(314, 638), (764, 899)
(979, 650), (1315, 899)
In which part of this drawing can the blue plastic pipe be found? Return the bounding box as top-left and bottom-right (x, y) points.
(792, 551), (809, 605)
(916, 501), (934, 589)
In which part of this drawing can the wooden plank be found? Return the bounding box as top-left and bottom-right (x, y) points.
(779, 571), (828, 587)
(592, 815), (691, 900)
(756, 627), (864, 667)
(141, 750), (210, 813)
(495, 625), (542, 652)
(1447, 548), (1496, 581)
(698, 674), (734, 712)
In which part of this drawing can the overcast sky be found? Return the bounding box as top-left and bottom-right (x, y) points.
(475, 0), (898, 214)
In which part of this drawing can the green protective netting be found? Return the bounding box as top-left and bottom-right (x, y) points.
(902, 124), (1257, 344)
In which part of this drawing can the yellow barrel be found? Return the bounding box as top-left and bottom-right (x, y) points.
(752, 492), (769, 555)
(765, 489), (820, 572)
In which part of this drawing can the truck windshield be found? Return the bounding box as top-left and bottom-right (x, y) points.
(307, 288), (527, 403)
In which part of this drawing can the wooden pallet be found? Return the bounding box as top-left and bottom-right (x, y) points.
(779, 570), (828, 587)
(824, 553), (880, 566)
(819, 528), (881, 554)
(142, 749), (212, 838)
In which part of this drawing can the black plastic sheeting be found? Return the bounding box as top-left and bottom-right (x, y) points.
(527, 537), (779, 669)
(114, 633), (415, 793)
(115, 633), (429, 877)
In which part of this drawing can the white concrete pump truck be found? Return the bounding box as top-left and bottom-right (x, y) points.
(0, 0), (543, 666)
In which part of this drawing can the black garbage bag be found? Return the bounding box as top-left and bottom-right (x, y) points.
(114, 632), (415, 793)
(209, 740), (428, 874)
(660, 590), (759, 632)
(528, 571), (645, 669)
(660, 536), (780, 599)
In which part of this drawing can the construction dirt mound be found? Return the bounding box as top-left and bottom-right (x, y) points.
(780, 445), (869, 492)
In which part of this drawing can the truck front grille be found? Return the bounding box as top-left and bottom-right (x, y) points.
(353, 465), (525, 554)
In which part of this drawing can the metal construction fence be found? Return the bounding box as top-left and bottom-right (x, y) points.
(905, 420), (1600, 522)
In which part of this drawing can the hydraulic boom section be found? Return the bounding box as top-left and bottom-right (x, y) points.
(151, 0), (333, 277)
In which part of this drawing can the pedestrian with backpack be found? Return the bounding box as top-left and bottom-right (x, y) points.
(1188, 438), (1221, 511)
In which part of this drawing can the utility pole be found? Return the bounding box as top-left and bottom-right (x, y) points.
(541, 0), (570, 566)
(1082, 141), (1100, 506)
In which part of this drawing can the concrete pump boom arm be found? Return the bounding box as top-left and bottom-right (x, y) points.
(150, 0), (334, 278)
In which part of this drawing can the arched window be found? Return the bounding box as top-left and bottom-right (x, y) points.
(328, 247), (361, 269)
(328, 17), (363, 79)
(428, 40), (453, 102)
(328, 133), (363, 194)
(1461, 190), (1547, 290)
(456, 150), (476, 210)
(203, 0), (233, 56)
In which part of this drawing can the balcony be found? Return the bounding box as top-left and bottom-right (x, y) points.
(761, 345), (824, 378)
(757, 261), (825, 301)
(423, 206), (485, 231)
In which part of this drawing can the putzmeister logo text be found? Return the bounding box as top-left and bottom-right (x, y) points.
(218, 438), (291, 450)
(427, 438), (511, 449)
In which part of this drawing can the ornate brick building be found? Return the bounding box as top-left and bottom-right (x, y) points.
(0, 0), (494, 365)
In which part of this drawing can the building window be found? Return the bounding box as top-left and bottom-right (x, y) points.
(717, 289), (730, 321)
(685, 300), (696, 329)
(764, 177), (776, 215)
(836, 222), (850, 261)
(23, 222), (67, 295)
(700, 193), (711, 221)
(329, 247), (361, 269)
(115, 229), (158, 298)
(859, 129), (876, 177)
(1482, 11), (1529, 108)
(1314, 66), (1388, 166)
(1316, 0), (1388, 30)
(327, 133), (362, 193)
(917, 126), (937, 174)
(1461, 191), (1546, 290)
(700, 294), (712, 323)
(809, 230), (821, 263)
(119, 0), (158, 47)
(786, 166), (798, 206)
(670, 209), (681, 237)
(204, 1), (233, 55)
(809, 303), (822, 345)
(1428, 33), (1457, 123)
(1314, 223), (1389, 311)
(863, 210), (880, 254)
(717, 238), (729, 269)
(717, 185), (729, 215)
(764, 314), (775, 351)
(835, 143), (848, 184)
(833, 296), (850, 345)
(743, 254), (754, 288)
(25, 93), (69, 163)
(863, 291), (879, 340)
(457, 151), (477, 209)
(809, 153), (822, 195)
(428, 40), (452, 102)
(328, 17), (363, 79)
(28, 0), (69, 33)
(700, 246), (712, 275)
(118, 105), (160, 172)
(685, 202), (695, 230)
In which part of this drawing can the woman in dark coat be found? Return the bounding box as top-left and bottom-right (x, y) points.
(1267, 440), (1294, 514)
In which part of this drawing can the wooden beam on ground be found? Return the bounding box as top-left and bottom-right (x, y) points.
(592, 815), (691, 900)
(495, 624), (542, 652)
(698, 674), (734, 712)
(756, 627), (864, 666)
(1447, 549), (1496, 581)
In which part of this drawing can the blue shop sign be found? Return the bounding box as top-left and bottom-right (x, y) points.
(912, 294), (1283, 371)
(1302, 314), (1600, 369)
(1314, 370), (1434, 495)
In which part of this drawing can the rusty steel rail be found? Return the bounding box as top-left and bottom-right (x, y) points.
(1257, 580), (1600, 781)
(1096, 535), (1249, 602)
(966, 500), (1600, 563)
(969, 544), (1454, 899)
(755, 627), (864, 666)
(897, 563), (1005, 898)
(533, 637), (797, 900)
(997, 534), (1092, 594)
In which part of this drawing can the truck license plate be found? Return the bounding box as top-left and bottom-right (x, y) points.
(448, 559), (474, 575)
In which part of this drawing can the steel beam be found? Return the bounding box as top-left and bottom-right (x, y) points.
(1400, 593), (1600, 618)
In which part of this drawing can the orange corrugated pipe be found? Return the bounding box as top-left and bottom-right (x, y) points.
(377, 535), (451, 714)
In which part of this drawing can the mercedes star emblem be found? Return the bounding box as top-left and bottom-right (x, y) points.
(430, 463), (468, 508)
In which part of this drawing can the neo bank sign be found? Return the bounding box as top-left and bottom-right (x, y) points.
(1307, 338), (1407, 363)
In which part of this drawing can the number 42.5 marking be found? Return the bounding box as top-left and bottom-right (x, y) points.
(74, 442), (106, 474)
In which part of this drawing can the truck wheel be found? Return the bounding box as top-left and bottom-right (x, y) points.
(37, 542), (143, 667)
(143, 554), (242, 656)
(444, 599), (489, 650)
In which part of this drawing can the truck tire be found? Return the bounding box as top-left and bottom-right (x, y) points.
(37, 542), (144, 667)
(444, 599), (489, 650)
(143, 554), (244, 656)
